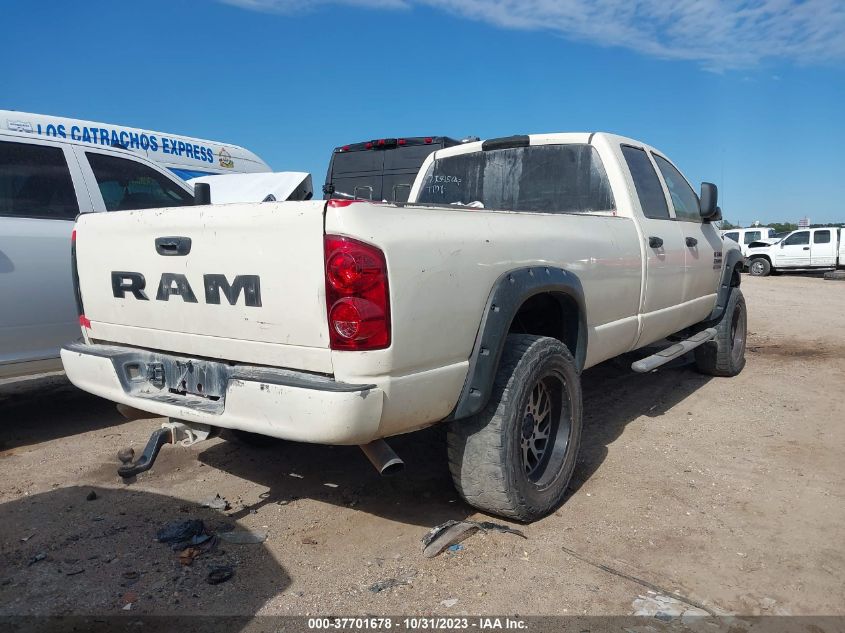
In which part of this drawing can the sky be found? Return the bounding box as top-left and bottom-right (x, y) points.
(3, 0), (844, 225)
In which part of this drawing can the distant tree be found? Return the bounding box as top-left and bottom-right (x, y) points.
(769, 222), (798, 233)
(718, 219), (739, 230)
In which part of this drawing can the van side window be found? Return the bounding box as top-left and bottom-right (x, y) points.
(621, 146), (669, 220)
(782, 231), (809, 246)
(0, 141), (79, 220)
(814, 230), (831, 244)
(652, 154), (700, 223)
(86, 152), (193, 211)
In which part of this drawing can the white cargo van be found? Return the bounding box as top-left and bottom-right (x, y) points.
(0, 127), (201, 379)
(1, 112), (274, 380)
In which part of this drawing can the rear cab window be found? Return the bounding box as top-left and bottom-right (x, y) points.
(814, 230), (831, 244)
(414, 144), (615, 214)
(743, 231), (761, 244)
(0, 140), (80, 220)
(86, 152), (193, 211)
(724, 232), (740, 242)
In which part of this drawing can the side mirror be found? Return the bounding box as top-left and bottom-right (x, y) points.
(194, 182), (211, 205)
(699, 182), (718, 220)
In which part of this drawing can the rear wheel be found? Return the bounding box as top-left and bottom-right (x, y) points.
(749, 258), (771, 277)
(447, 334), (582, 521)
(695, 288), (747, 377)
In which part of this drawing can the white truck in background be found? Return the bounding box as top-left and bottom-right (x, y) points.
(720, 227), (777, 257)
(62, 133), (746, 521)
(746, 227), (845, 276)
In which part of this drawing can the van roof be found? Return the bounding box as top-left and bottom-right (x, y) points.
(0, 110), (271, 178)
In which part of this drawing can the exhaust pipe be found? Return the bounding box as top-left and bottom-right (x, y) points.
(359, 439), (404, 476)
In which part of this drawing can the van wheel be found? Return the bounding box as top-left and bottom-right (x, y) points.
(447, 334), (582, 522)
(749, 258), (771, 277)
(695, 288), (747, 377)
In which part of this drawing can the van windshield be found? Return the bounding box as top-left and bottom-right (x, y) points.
(414, 144), (615, 214)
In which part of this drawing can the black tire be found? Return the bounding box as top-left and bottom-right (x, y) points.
(447, 334), (583, 522)
(695, 288), (747, 377)
(228, 429), (286, 448)
(748, 258), (771, 277)
(824, 270), (845, 281)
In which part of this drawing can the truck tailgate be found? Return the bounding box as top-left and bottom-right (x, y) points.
(74, 201), (332, 373)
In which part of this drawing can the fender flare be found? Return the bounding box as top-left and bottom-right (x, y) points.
(706, 248), (744, 322)
(447, 266), (587, 421)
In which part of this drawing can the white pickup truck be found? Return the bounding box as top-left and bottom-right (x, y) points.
(63, 133), (746, 521)
(746, 227), (845, 276)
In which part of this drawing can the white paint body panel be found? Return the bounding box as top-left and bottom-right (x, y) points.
(63, 132), (739, 443)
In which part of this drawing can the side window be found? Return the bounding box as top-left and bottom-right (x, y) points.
(813, 230), (831, 244)
(0, 140), (79, 220)
(744, 231), (761, 244)
(652, 154), (700, 223)
(783, 231), (809, 246)
(86, 152), (193, 211)
(724, 232), (740, 242)
(621, 146), (669, 220)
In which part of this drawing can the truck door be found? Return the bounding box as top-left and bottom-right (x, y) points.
(0, 136), (90, 372)
(774, 231), (811, 267)
(810, 229), (837, 267)
(651, 153), (721, 324)
(620, 145), (686, 347)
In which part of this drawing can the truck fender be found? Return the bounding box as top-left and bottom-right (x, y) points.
(447, 266), (587, 421)
(706, 248), (744, 323)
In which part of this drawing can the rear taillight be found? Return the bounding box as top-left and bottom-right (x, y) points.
(71, 227), (89, 329)
(324, 235), (390, 350)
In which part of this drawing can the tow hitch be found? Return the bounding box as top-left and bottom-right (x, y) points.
(117, 420), (214, 480)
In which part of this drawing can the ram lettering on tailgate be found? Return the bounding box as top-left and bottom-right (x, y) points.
(111, 272), (262, 307)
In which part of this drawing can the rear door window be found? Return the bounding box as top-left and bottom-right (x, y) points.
(724, 232), (740, 242)
(416, 144), (615, 214)
(621, 146), (670, 220)
(652, 154), (701, 222)
(0, 140), (79, 220)
(743, 231), (761, 244)
(814, 230), (831, 244)
(86, 152), (192, 211)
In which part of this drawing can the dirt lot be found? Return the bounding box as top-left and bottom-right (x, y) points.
(1, 274), (843, 621)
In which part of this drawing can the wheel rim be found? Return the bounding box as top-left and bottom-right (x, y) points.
(520, 371), (572, 486)
(751, 261), (764, 275)
(729, 301), (747, 365)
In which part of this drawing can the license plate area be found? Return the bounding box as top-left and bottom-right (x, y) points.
(116, 354), (229, 403)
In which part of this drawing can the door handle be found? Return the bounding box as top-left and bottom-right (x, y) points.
(648, 236), (664, 249)
(686, 237), (698, 247)
(155, 236), (192, 256)
(803, 247), (810, 250)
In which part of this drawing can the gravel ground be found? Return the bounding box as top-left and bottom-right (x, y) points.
(1, 274), (843, 621)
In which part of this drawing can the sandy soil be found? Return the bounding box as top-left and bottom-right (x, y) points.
(1, 274), (843, 621)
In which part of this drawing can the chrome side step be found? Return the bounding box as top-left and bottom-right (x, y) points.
(631, 328), (718, 373)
